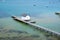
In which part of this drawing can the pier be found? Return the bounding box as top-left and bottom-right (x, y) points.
(12, 16), (60, 37)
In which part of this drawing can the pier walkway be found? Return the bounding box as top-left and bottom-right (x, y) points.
(12, 16), (60, 37)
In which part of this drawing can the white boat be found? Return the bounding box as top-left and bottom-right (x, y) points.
(11, 16), (36, 23)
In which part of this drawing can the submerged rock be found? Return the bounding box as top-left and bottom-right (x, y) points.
(6, 29), (28, 34)
(30, 35), (40, 38)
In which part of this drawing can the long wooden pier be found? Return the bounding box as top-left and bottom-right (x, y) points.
(12, 16), (60, 37)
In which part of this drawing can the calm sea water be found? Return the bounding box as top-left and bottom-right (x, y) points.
(0, 0), (60, 34)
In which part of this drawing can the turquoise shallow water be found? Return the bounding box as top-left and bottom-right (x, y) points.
(36, 14), (60, 33)
(0, 0), (60, 36)
(0, 17), (47, 40)
(0, 17), (42, 35)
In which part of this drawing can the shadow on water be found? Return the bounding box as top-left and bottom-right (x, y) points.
(57, 15), (60, 18)
(55, 12), (60, 18)
(12, 18), (33, 27)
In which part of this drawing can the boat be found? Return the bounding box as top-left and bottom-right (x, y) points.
(11, 16), (36, 23)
